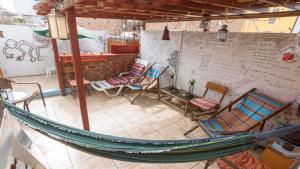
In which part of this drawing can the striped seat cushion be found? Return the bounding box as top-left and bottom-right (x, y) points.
(107, 77), (130, 86)
(216, 151), (268, 169)
(190, 97), (218, 110)
(128, 63), (146, 77)
(200, 90), (284, 137)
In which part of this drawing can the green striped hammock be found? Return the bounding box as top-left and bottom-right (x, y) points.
(3, 101), (300, 163)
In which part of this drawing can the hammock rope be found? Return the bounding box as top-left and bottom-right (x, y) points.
(3, 101), (300, 163)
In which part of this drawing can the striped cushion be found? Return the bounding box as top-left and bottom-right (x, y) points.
(146, 64), (164, 79)
(200, 90), (284, 137)
(190, 97), (218, 110)
(128, 63), (146, 77)
(216, 151), (268, 169)
(107, 77), (129, 86)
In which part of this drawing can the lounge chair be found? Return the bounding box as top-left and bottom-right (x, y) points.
(90, 58), (149, 97)
(188, 81), (228, 116)
(184, 88), (292, 169)
(122, 62), (169, 104)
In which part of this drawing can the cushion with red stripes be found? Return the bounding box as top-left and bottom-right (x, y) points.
(107, 77), (129, 86)
(190, 97), (218, 110)
(128, 63), (145, 77)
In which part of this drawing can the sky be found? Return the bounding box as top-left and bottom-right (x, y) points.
(0, 0), (36, 15)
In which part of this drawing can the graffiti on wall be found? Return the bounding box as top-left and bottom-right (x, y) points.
(2, 33), (50, 62)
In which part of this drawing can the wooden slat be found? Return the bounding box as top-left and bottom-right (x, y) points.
(146, 10), (300, 22)
(258, 0), (300, 10)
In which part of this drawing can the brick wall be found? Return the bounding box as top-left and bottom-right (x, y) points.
(61, 54), (137, 83)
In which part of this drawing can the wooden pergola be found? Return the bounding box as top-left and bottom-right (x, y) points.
(34, 0), (300, 131)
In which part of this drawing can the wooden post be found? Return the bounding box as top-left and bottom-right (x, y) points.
(66, 8), (90, 131)
(51, 39), (66, 96)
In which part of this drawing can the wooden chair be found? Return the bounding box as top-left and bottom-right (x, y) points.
(122, 62), (169, 104)
(188, 81), (228, 117)
(0, 77), (46, 111)
(63, 66), (91, 99)
(184, 88), (292, 169)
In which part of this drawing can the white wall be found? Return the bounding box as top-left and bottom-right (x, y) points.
(141, 31), (300, 126)
(0, 25), (105, 77)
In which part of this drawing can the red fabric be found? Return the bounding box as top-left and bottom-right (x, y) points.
(107, 77), (129, 86)
(190, 97), (218, 110)
(128, 63), (145, 77)
(216, 151), (268, 169)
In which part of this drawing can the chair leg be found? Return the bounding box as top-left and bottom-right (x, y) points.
(131, 90), (147, 104)
(157, 79), (160, 101)
(86, 85), (91, 96)
(71, 86), (76, 99)
(204, 160), (214, 169)
(184, 125), (199, 136)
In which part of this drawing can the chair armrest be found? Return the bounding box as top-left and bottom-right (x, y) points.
(12, 82), (46, 107)
(118, 72), (129, 77)
(218, 130), (247, 135)
(191, 110), (219, 120)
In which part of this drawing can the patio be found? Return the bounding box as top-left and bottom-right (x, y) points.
(15, 75), (212, 169)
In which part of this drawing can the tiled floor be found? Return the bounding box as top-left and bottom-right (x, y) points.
(12, 75), (219, 169)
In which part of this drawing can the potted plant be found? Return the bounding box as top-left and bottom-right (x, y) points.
(169, 72), (175, 88)
(188, 79), (196, 95)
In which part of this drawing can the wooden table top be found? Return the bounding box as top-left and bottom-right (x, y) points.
(160, 86), (196, 102)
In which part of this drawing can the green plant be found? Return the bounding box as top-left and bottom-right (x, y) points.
(189, 79), (196, 86)
(170, 72), (175, 79)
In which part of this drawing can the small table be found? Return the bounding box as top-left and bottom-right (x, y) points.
(159, 86), (196, 115)
(1, 90), (32, 104)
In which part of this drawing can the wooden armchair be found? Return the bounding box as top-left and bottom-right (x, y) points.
(63, 66), (91, 99)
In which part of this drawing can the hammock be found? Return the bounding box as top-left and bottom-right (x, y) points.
(3, 101), (300, 163)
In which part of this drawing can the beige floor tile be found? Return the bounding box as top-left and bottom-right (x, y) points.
(122, 120), (154, 138)
(44, 147), (72, 169)
(33, 135), (65, 154)
(113, 160), (139, 169)
(131, 163), (161, 169)
(159, 162), (199, 169)
(157, 124), (187, 140)
(67, 147), (93, 166)
(73, 156), (117, 169)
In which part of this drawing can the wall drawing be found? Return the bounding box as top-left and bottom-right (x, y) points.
(2, 33), (50, 62)
(167, 50), (179, 73)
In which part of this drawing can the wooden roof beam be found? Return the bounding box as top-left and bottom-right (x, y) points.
(191, 0), (269, 12)
(98, 0), (246, 15)
(258, 0), (300, 10)
(146, 10), (300, 22)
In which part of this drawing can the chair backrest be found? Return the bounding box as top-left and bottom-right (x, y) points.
(203, 82), (228, 104)
(217, 89), (288, 131)
(135, 58), (149, 67)
(127, 59), (149, 78)
(145, 63), (168, 80)
(63, 66), (88, 80)
(0, 78), (12, 90)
